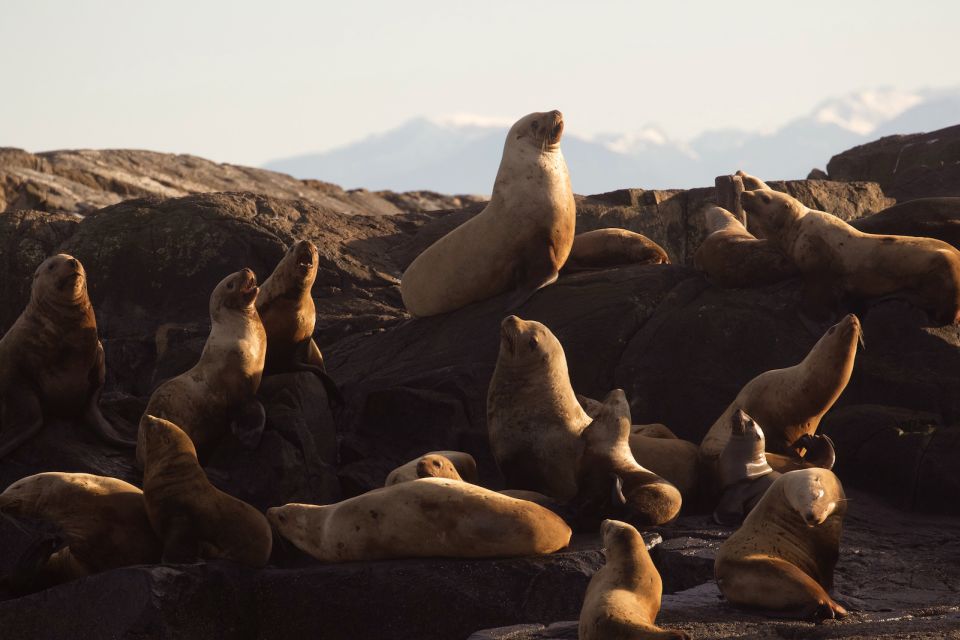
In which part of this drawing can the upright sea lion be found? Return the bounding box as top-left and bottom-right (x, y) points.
(267, 477), (572, 562)
(139, 269), (267, 463)
(256, 240), (341, 403)
(401, 110), (576, 317)
(713, 410), (779, 526)
(384, 451), (479, 486)
(487, 316), (590, 500)
(563, 228), (670, 272)
(0, 472), (160, 591)
(139, 415), (272, 567)
(715, 468), (848, 620)
(0, 254), (134, 458)
(700, 314), (861, 461)
(579, 519), (690, 640)
(694, 205), (798, 288)
(576, 390), (682, 527)
(741, 188), (960, 325)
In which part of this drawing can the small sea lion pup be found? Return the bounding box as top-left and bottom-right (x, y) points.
(488, 315), (590, 500)
(256, 240), (341, 403)
(267, 477), (572, 562)
(700, 314), (861, 463)
(694, 205), (798, 288)
(139, 415), (272, 567)
(401, 110), (576, 317)
(741, 187), (960, 325)
(715, 468), (848, 620)
(579, 519), (690, 640)
(384, 451), (479, 486)
(138, 268), (267, 464)
(576, 390), (682, 527)
(0, 254), (134, 458)
(0, 472), (160, 592)
(563, 228), (670, 272)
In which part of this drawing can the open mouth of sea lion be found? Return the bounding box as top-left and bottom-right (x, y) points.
(548, 111), (564, 145)
(239, 270), (258, 303)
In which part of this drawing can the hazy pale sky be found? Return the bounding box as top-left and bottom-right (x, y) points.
(2, 0), (958, 166)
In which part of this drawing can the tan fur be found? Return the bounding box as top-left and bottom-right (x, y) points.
(694, 205), (798, 288)
(565, 228), (670, 271)
(742, 188), (960, 325)
(138, 415), (272, 567)
(715, 469), (848, 620)
(256, 239), (325, 373)
(267, 477), (572, 562)
(385, 451), (478, 486)
(628, 434), (699, 499)
(700, 314), (860, 461)
(401, 111), (576, 317)
(138, 269), (266, 462)
(0, 472), (160, 584)
(579, 519), (690, 640)
(580, 390), (682, 526)
(487, 316), (590, 500)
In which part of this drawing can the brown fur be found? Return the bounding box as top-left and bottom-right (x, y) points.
(564, 228), (670, 272)
(384, 451), (478, 486)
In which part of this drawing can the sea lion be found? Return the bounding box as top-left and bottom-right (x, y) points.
(267, 477), (572, 562)
(139, 268), (267, 464)
(487, 315), (590, 500)
(138, 414), (272, 567)
(256, 239), (341, 404)
(735, 169), (771, 191)
(694, 205), (798, 288)
(741, 188), (960, 325)
(563, 228), (670, 272)
(0, 254), (134, 458)
(579, 519), (690, 640)
(715, 468), (848, 620)
(0, 472), (160, 591)
(384, 451), (479, 486)
(580, 395), (696, 497)
(401, 110), (576, 317)
(576, 389), (682, 527)
(700, 314), (861, 461)
(713, 410), (779, 526)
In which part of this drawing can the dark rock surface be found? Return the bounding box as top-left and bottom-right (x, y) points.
(827, 123), (960, 201)
(851, 196), (960, 247)
(0, 147), (483, 216)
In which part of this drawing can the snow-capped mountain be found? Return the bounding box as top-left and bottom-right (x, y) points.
(264, 87), (960, 195)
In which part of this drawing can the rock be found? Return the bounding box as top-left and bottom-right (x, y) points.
(808, 168), (829, 180)
(851, 197), (960, 248)
(0, 148), (477, 217)
(0, 209), (80, 332)
(827, 124), (960, 201)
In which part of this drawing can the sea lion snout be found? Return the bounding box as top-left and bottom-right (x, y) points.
(548, 110), (564, 144)
(293, 240), (317, 269)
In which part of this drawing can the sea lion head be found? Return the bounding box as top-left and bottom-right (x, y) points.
(717, 409), (773, 487)
(138, 415), (198, 466)
(508, 110), (565, 152)
(266, 503), (315, 554)
(740, 189), (805, 239)
(815, 313), (864, 358)
(282, 239), (319, 286)
(211, 268), (259, 319)
(415, 454), (463, 482)
(32, 254), (88, 306)
(497, 315), (561, 368)
(782, 468), (844, 527)
(600, 518), (644, 557)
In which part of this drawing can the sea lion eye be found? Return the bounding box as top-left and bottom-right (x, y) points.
(528, 337), (538, 350)
(227, 283), (235, 290)
(827, 327), (836, 335)
(760, 193), (772, 204)
(48, 263), (55, 271)
(531, 122), (540, 131)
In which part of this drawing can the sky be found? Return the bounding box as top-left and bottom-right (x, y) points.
(2, 0), (959, 167)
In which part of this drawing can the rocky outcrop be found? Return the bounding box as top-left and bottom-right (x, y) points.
(0, 148), (483, 216)
(826, 124), (960, 201)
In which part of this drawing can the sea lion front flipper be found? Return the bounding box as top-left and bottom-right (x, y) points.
(231, 398), (266, 450)
(161, 515), (201, 564)
(504, 267), (559, 311)
(792, 433), (837, 470)
(305, 338), (325, 371)
(712, 489), (746, 527)
(4, 533), (65, 595)
(0, 386), (44, 459)
(83, 341), (136, 449)
(292, 340), (344, 409)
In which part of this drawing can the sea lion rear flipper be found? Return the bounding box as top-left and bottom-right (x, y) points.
(84, 342), (136, 449)
(0, 388), (44, 459)
(161, 516), (201, 564)
(231, 398), (266, 450)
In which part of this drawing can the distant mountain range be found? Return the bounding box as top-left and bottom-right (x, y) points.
(264, 87), (960, 195)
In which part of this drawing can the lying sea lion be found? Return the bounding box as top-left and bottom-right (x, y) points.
(401, 110), (576, 316)
(0, 254), (134, 458)
(384, 451), (478, 486)
(715, 468), (848, 620)
(139, 269), (267, 464)
(579, 519), (690, 640)
(267, 477), (572, 562)
(139, 415), (272, 567)
(564, 228), (670, 272)
(0, 472), (160, 591)
(742, 187), (960, 325)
